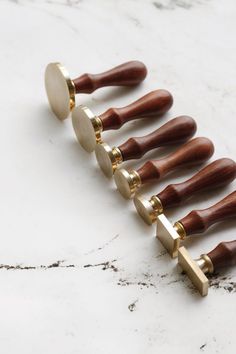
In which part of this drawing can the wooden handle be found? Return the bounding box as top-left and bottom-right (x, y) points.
(179, 191), (236, 236)
(158, 158), (236, 209)
(207, 241), (236, 271)
(118, 116), (197, 161)
(99, 90), (173, 131)
(73, 61), (147, 93)
(137, 137), (214, 184)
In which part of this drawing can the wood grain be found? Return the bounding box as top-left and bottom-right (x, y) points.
(207, 240), (236, 271)
(99, 89), (173, 131)
(73, 61), (147, 93)
(179, 191), (236, 236)
(158, 158), (236, 209)
(137, 137), (214, 184)
(118, 116), (196, 160)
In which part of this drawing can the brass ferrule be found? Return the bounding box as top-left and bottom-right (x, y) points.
(150, 196), (163, 214)
(196, 254), (214, 274)
(130, 170), (142, 193)
(112, 147), (123, 164)
(92, 116), (103, 143)
(174, 221), (187, 240)
(69, 80), (76, 110)
(59, 63), (76, 103)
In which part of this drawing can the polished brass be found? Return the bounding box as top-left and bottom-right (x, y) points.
(95, 143), (123, 178)
(133, 195), (163, 225)
(156, 213), (188, 258)
(72, 105), (103, 152)
(178, 246), (213, 296)
(198, 254), (214, 274)
(114, 169), (141, 199)
(174, 221), (187, 240)
(45, 63), (75, 120)
(156, 214), (182, 258)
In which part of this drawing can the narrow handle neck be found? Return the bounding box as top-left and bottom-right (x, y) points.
(207, 241), (236, 271)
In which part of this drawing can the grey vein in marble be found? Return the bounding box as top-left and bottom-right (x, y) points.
(153, 0), (209, 10)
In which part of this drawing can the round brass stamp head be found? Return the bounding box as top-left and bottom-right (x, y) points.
(95, 143), (117, 178)
(133, 195), (156, 225)
(72, 105), (102, 153)
(114, 169), (140, 199)
(45, 63), (75, 120)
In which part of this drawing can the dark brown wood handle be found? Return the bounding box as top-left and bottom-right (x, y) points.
(118, 116), (196, 161)
(158, 158), (236, 209)
(99, 90), (173, 131)
(73, 61), (147, 93)
(137, 137), (214, 184)
(179, 191), (236, 236)
(207, 241), (236, 271)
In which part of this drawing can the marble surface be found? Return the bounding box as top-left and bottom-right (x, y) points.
(1, 0), (236, 353)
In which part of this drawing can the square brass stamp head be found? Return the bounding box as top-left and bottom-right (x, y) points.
(45, 63), (75, 120)
(72, 105), (102, 152)
(156, 213), (181, 258)
(178, 246), (209, 296)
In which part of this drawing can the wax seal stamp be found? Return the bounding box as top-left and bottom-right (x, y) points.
(45, 61), (147, 120)
(156, 191), (236, 258)
(72, 89), (173, 152)
(134, 158), (236, 224)
(95, 116), (196, 178)
(114, 137), (214, 199)
(178, 240), (236, 296)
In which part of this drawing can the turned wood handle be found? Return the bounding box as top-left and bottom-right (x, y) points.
(99, 90), (173, 131)
(73, 61), (147, 93)
(179, 191), (236, 236)
(137, 137), (214, 184)
(118, 116), (196, 161)
(207, 241), (236, 271)
(158, 158), (236, 209)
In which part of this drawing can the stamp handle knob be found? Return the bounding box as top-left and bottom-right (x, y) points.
(118, 116), (196, 160)
(99, 89), (173, 131)
(179, 191), (236, 236)
(158, 158), (236, 209)
(73, 61), (147, 93)
(137, 137), (214, 184)
(207, 240), (236, 271)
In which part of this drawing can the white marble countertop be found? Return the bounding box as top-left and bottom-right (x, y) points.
(1, 0), (236, 353)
